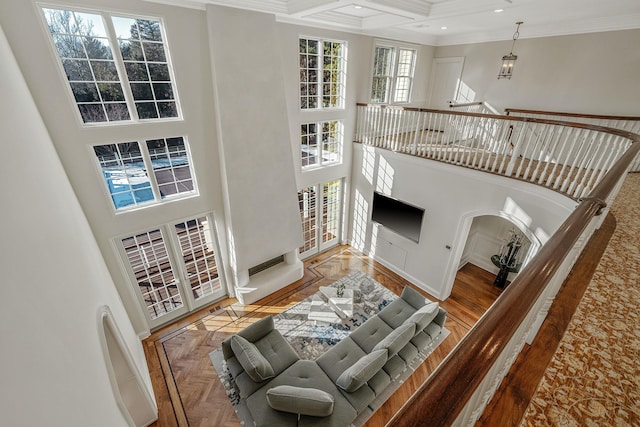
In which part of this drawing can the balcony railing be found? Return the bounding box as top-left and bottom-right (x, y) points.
(354, 103), (640, 426)
(505, 108), (640, 171)
(356, 103), (637, 199)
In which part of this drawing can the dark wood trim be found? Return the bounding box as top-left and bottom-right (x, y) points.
(505, 108), (640, 121)
(449, 102), (484, 108)
(477, 212), (616, 426)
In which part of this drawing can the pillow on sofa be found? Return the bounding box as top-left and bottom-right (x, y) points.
(230, 335), (275, 382)
(404, 301), (439, 332)
(266, 385), (334, 417)
(336, 349), (388, 392)
(372, 322), (416, 356)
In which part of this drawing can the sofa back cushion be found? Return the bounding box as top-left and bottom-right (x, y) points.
(400, 285), (428, 309)
(378, 298), (417, 329)
(372, 322), (416, 356)
(266, 385), (334, 417)
(230, 335), (275, 382)
(222, 315), (275, 360)
(404, 301), (439, 332)
(336, 349), (388, 392)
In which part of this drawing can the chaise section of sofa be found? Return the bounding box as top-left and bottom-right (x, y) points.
(221, 285), (447, 427)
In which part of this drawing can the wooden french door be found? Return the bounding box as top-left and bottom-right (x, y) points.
(119, 213), (226, 328)
(298, 179), (343, 259)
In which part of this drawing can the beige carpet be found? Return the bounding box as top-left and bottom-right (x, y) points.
(521, 173), (640, 426)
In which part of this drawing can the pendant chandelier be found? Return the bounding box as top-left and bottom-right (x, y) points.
(498, 21), (523, 79)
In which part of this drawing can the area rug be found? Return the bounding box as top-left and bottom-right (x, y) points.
(209, 271), (449, 426)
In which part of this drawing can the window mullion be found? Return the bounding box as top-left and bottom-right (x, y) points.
(390, 48), (400, 103)
(317, 120), (324, 166)
(140, 142), (162, 202)
(317, 42), (323, 110)
(103, 13), (139, 121)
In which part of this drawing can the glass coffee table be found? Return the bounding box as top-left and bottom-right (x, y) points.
(307, 286), (354, 323)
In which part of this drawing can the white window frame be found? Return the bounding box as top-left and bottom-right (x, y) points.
(39, 6), (182, 126)
(114, 212), (226, 329)
(91, 136), (199, 213)
(301, 120), (343, 169)
(299, 36), (347, 110)
(298, 179), (343, 259)
(370, 41), (418, 104)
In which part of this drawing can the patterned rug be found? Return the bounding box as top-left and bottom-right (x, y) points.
(209, 271), (448, 426)
(521, 173), (640, 426)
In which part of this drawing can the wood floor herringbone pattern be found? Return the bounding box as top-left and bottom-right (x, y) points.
(144, 247), (500, 426)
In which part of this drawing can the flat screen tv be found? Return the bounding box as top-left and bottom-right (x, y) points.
(371, 192), (424, 243)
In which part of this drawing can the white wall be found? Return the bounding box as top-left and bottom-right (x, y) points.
(207, 6), (302, 275)
(0, 24), (151, 427)
(350, 144), (575, 299)
(434, 29), (640, 115)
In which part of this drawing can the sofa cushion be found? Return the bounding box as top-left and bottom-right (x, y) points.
(424, 320), (443, 340)
(397, 341), (419, 363)
(410, 330), (433, 351)
(316, 338), (377, 412)
(266, 385), (334, 417)
(378, 298), (416, 329)
(404, 301), (439, 332)
(247, 360), (357, 427)
(350, 315), (393, 353)
(383, 354), (406, 379)
(254, 330), (300, 376)
(400, 285), (428, 309)
(222, 315), (276, 360)
(230, 335), (275, 382)
(372, 322), (416, 356)
(317, 337), (366, 381)
(336, 349), (388, 392)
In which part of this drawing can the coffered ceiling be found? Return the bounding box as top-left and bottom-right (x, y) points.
(145, 0), (640, 45)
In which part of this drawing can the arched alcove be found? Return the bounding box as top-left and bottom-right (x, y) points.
(442, 210), (542, 299)
(98, 306), (157, 427)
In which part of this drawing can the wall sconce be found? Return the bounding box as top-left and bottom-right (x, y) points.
(498, 21), (523, 79)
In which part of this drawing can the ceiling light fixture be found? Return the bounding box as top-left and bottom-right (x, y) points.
(498, 21), (523, 79)
(354, 5), (362, 9)
(494, 9), (504, 13)
(441, 26), (447, 30)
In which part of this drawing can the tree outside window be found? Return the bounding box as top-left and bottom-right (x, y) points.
(42, 7), (180, 124)
(299, 37), (346, 109)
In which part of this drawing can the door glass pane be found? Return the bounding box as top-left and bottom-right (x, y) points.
(122, 230), (183, 319)
(322, 180), (341, 244)
(298, 186), (318, 254)
(174, 217), (220, 301)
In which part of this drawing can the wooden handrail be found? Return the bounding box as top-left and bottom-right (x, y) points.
(505, 108), (640, 121)
(375, 105), (640, 426)
(449, 101), (485, 108)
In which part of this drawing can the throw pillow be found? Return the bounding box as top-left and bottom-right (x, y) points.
(266, 385), (334, 417)
(336, 349), (388, 392)
(230, 335), (275, 382)
(372, 322), (416, 356)
(404, 301), (439, 332)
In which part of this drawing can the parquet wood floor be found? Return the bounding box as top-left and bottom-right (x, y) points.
(144, 245), (501, 426)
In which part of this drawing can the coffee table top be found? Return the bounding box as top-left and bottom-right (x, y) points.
(308, 286), (354, 323)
